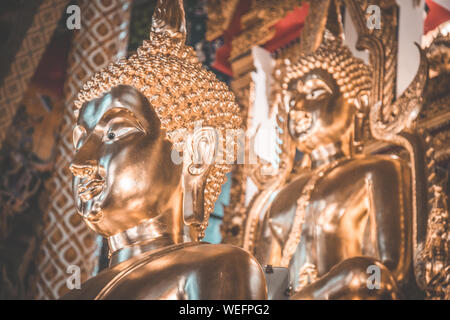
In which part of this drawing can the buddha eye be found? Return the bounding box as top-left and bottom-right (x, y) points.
(107, 132), (116, 140)
(104, 126), (140, 142)
(306, 88), (328, 100)
(304, 78), (332, 100)
(100, 109), (146, 143)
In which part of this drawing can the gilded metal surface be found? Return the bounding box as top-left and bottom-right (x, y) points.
(297, 0), (332, 54)
(420, 185), (449, 299)
(71, 85), (184, 238)
(355, 2), (449, 298)
(344, 0), (398, 142)
(242, 0), (450, 300)
(416, 30), (450, 299)
(221, 0), (304, 246)
(63, 0), (267, 300)
(230, 0), (303, 60)
(242, 0), (351, 253)
(247, 29), (373, 253)
(63, 242), (266, 300)
(253, 27), (422, 299)
(74, 1), (241, 238)
(357, 12), (450, 300)
(205, 0), (240, 41)
(425, 26), (450, 77)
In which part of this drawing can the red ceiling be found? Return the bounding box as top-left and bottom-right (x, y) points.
(211, 2), (309, 77)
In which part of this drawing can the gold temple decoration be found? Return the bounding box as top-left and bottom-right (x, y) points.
(205, 0), (240, 41)
(297, 0), (332, 55)
(75, 0), (241, 236)
(214, 0), (304, 246)
(230, 0), (304, 60)
(422, 184), (449, 299)
(275, 30), (372, 268)
(242, 0), (348, 253)
(344, 0), (398, 109)
(342, 1), (449, 299)
(345, 1), (449, 297)
(238, 0), (449, 299)
(243, 26), (373, 252)
(418, 30), (450, 299)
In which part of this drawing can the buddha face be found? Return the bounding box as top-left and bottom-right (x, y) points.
(70, 85), (182, 237)
(286, 69), (354, 153)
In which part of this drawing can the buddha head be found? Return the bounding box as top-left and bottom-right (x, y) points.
(277, 31), (372, 154)
(69, 4), (240, 240)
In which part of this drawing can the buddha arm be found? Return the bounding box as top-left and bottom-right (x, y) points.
(291, 256), (400, 299)
(292, 158), (413, 300)
(191, 246), (268, 300)
(365, 158), (413, 283)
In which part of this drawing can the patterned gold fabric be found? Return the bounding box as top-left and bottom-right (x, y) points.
(0, 0), (69, 150)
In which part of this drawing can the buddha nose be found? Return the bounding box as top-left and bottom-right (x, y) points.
(69, 160), (98, 178)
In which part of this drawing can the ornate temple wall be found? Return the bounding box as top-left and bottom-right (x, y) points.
(34, 0), (132, 299)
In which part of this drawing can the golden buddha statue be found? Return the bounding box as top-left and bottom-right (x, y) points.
(252, 30), (428, 299)
(62, 0), (267, 300)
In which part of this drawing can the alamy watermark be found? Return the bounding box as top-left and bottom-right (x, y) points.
(367, 264), (381, 289)
(366, 5), (381, 30)
(169, 122), (260, 167)
(66, 5), (81, 30)
(66, 264), (81, 290)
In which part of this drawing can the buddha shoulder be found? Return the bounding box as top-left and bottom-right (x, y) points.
(62, 243), (267, 300)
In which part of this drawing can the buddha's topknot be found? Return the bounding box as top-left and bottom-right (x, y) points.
(275, 30), (372, 102)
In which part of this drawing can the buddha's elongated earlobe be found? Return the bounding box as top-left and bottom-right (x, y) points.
(352, 93), (369, 154)
(182, 127), (218, 241)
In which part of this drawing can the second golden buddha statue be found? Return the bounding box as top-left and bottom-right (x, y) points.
(252, 29), (428, 299)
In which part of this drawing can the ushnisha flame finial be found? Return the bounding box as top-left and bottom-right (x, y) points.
(151, 0), (186, 38)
